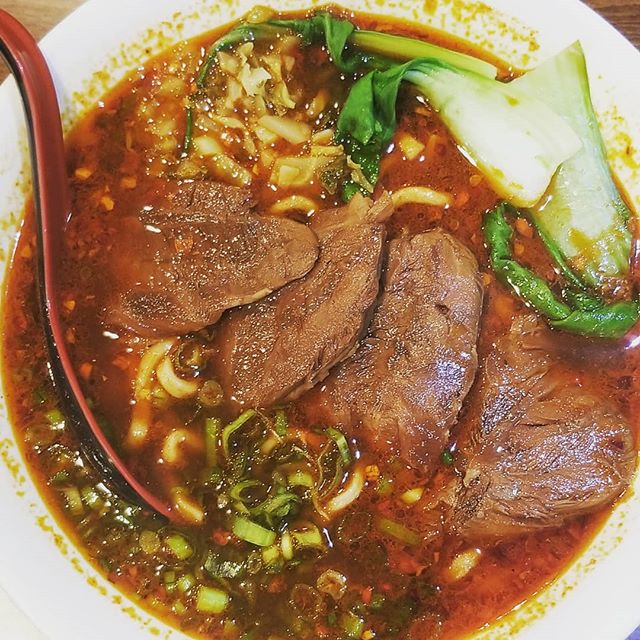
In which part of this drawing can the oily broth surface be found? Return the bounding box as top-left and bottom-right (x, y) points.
(3, 11), (640, 640)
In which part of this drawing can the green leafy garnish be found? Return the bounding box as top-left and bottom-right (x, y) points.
(484, 204), (639, 338)
(231, 515), (277, 547)
(270, 13), (361, 71)
(337, 57), (579, 203)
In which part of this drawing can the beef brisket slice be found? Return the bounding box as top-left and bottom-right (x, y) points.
(212, 193), (394, 409)
(314, 229), (483, 473)
(452, 317), (636, 539)
(110, 181), (319, 336)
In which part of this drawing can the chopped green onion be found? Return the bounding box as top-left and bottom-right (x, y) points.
(176, 573), (196, 594)
(60, 486), (84, 517)
(274, 408), (288, 436)
(250, 492), (300, 520)
(441, 450), (454, 466)
(262, 544), (281, 566)
(233, 500), (251, 515)
(49, 470), (70, 485)
(317, 569), (347, 601)
(291, 525), (324, 551)
(376, 476), (393, 496)
(317, 442), (344, 499)
(287, 469), (315, 488)
(203, 550), (245, 579)
(164, 574), (178, 594)
(198, 379), (224, 408)
(200, 465), (223, 486)
(369, 593), (386, 611)
(229, 479), (264, 504)
(260, 434), (279, 456)
(139, 530), (161, 555)
(172, 601), (187, 616)
(222, 409), (257, 460)
(340, 611), (365, 639)
(280, 530), (293, 561)
(196, 585), (230, 613)
(165, 533), (193, 560)
(375, 516), (421, 546)
(231, 515), (276, 547)
(205, 417), (221, 467)
(326, 426), (352, 466)
(81, 485), (103, 510)
(45, 408), (65, 428)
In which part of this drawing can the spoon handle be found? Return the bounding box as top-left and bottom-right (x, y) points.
(0, 9), (172, 520)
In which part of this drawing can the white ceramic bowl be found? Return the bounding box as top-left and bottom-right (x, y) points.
(0, 1), (639, 638)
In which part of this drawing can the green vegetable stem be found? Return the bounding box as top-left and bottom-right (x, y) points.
(484, 203), (639, 339)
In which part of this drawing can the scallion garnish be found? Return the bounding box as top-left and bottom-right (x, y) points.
(287, 469), (314, 488)
(222, 409), (257, 460)
(205, 417), (221, 467)
(326, 426), (352, 466)
(165, 533), (193, 560)
(274, 408), (288, 436)
(196, 585), (230, 613)
(231, 515), (276, 547)
(375, 516), (421, 546)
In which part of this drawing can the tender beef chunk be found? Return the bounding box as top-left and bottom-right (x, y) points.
(310, 230), (483, 473)
(109, 181), (319, 336)
(451, 317), (636, 539)
(212, 193), (394, 409)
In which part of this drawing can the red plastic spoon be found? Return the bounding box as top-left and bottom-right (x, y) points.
(0, 9), (173, 520)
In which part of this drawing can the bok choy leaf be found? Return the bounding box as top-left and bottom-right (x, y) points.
(485, 203), (639, 338)
(336, 58), (581, 205)
(272, 13), (498, 76)
(269, 13), (361, 71)
(512, 42), (633, 290)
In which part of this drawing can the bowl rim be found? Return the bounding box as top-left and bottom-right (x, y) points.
(0, 1), (639, 639)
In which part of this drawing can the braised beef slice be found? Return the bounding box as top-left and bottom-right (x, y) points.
(109, 181), (319, 336)
(312, 230), (483, 474)
(451, 316), (636, 539)
(212, 193), (394, 409)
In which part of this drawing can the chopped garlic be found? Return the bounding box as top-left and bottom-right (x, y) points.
(397, 132), (425, 160)
(447, 548), (481, 581)
(399, 487), (424, 505)
(239, 65), (272, 96)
